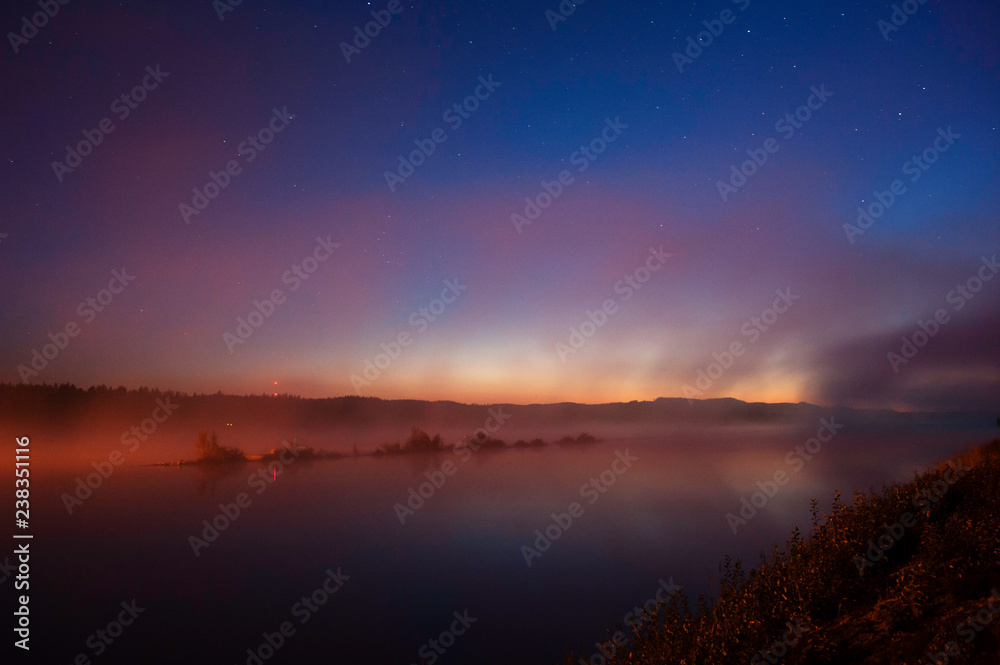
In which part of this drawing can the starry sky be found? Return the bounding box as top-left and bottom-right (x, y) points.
(1, 0), (998, 410)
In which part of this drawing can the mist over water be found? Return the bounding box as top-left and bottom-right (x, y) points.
(8, 416), (992, 665)
(2, 0), (997, 661)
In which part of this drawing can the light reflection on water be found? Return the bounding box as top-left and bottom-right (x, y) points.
(20, 420), (993, 664)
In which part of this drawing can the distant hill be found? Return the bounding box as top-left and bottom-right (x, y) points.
(0, 382), (991, 437)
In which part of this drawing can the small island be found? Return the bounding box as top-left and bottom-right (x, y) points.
(153, 427), (602, 465)
(151, 430), (342, 466)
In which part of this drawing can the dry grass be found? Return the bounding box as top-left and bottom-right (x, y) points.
(564, 439), (1000, 665)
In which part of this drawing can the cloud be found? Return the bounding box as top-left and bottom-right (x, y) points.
(811, 305), (1000, 412)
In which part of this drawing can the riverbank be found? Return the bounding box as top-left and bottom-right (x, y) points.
(570, 438), (1000, 665)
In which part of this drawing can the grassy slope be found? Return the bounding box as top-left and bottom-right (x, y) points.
(572, 439), (1000, 665)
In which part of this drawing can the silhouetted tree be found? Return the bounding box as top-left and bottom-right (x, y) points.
(404, 426), (444, 452)
(194, 430), (246, 463)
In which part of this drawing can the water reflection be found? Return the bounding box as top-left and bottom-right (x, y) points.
(23, 419), (994, 665)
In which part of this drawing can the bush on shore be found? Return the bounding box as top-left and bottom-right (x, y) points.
(193, 430), (246, 463)
(566, 439), (1000, 665)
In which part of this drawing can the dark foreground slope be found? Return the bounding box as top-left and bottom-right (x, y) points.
(569, 440), (1000, 665)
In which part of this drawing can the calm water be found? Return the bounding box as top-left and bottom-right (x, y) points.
(13, 420), (994, 664)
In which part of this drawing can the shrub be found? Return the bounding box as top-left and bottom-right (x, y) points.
(193, 430), (246, 463)
(404, 426), (444, 452)
(564, 439), (1000, 664)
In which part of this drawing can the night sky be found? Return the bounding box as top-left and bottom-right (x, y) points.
(1, 0), (998, 410)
